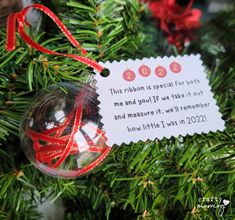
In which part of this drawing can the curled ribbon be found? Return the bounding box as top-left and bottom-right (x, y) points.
(6, 4), (111, 177)
(26, 90), (111, 176)
(28, 92), (86, 169)
(6, 3), (104, 73)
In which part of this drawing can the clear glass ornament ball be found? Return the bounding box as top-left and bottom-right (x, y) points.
(19, 82), (110, 178)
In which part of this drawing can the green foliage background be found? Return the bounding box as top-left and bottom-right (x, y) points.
(0, 0), (234, 219)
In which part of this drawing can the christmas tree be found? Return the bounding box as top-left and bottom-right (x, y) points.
(0, 0), (234, 219)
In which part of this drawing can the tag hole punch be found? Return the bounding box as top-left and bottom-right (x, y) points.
(100, 68), (110, 77)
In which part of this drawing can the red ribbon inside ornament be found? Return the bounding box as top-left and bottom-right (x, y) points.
(26, 90), (111, 177)
(6, 4), (111, 177)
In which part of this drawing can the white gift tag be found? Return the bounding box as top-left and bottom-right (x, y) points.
(95, 55), (225, 146)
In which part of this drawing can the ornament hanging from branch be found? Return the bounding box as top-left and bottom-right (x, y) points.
(20, 82), (110, 178)
(6, 4), (111, 178)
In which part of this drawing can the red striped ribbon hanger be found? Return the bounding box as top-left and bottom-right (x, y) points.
(6, 3), (104, 73)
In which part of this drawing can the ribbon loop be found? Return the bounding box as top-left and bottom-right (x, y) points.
(6, 13), (18, 51)
(6, 4), (104, 73)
